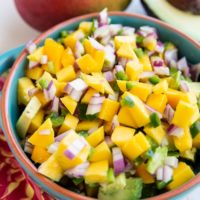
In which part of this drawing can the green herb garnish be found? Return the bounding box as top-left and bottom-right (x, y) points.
(78, 130), (89, 138)
(115, 71), (128, 81)
(72, 178), (83, 185)
(134, 48), (144, 58)
(150, 113), (161, 127)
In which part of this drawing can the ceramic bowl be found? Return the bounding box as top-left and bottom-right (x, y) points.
(0, 12), (200, 200)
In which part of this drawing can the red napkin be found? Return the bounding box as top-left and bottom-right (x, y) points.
(0, 129), (54, 200)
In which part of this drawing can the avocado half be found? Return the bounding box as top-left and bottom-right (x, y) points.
(141, 0), (200, 41)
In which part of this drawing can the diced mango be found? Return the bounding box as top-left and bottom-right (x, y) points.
(153, 80), (168, 94)
(86, 126), (104, 147)
(36, 71), (53, 89)
(77, 54), (99, 73)
(85, 160), (109, 183)
(139, 54), (152, 71)
(28, 119), (54, 148)
(18, 77), (35, 105)
(136, 163), (155, 184)
(61, 47), (75, 67)
(122, 92), (150, 127)
(126, 60), (143, 81)
(56, 65), (76, 82)
(60, 95), (77, 114)
(114, 35), (136, 49)
(64, 35), (77, 52)
(76, 120), (101, 131)
(53, 79), (66, 97)
(173, 128), (192, 152)
(79, 21), (93, 34)
(31, 146), (50, 163)
(111, 126), (135, 147)
(38, 154), (64, 182)
(58, 114), (79, 134)
(117, 43), (135, 59)
(104, 121), (113, 134)
(28, 110), (44, 133)
(118, 107), (138, 128)
(122, 132), (150, 160)
(144, 125), (166, 145)
(83, 39), (95, 55)
(172, 100), (199, 128)
(34, 91), (50, 107)
(117, 80), (127, 92)
(89, 141), (112, 163)
(93, 50), (105, 71)
(167, 162), (195, 190)
(143, 37), (157, 51)
(146, 93), (168, 113)
(27, 47), (44, 62)
(99, 99), (120, 121)
(26, 67), (44, 80)
(81, 88), (97, 103)
(43, 38), (64, 74)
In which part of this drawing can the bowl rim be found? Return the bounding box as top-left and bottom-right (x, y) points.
(2, 11), (200, 200)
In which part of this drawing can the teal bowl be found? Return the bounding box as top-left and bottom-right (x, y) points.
(0, 12), (200, 200)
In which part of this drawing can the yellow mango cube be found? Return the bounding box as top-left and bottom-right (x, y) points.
(99, 99), (120, 121)
(85, 160), (109, 183)
(83, 39), (95, 55)
(28, 119), (54, 148)
(31, 146), (51, 164)
(18, 77), (35, 105)
(27, 47), (44, 62)
(34, 91), (50, 107)
(54, 79), (66, 97)
(136, 163), (155, 184)
(81, 88), (97, 103)
(79, 21), (92, 34)
(28, 110), (44, 134)
(153, 80), (168, 94)
(139, 54), (152, 71)
(117, 80), (127, 92)
(93, 50), (105, 71)
(64, 35), (77, 52)
(126, 60), (143, 81)
(143, 37), (157, 51)
(56, 65), (76, 82)
(122, 132), (150, 160)
(146, 93), (168, 113)
(111, 126), (135, 147)
(77, 54), (98, 73)
(144, 125), (166, 145)
(61, 47), (75, 68)
(86, 126), (104, 147)
(167, 162), (195, 190)
(38, 154), (64, 182)
(26, 67), (44, 80)
(122, 92), (150, 127)
(43, 38), (64, 74)
(172, 100), (198, 128)
(173, 128), (192, 152)
(89, 141), (112, 163)
(76, 120), (100, 131)
(117, 43), (135, 59)
(114, 35), (136, 49)
(60, 95), (77, 114)
(58, 114), (79, 134)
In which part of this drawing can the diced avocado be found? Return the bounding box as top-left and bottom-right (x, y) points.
(186, 82), (200, 97)
(98, 175), (143, 200)
(170, 71), (181, 89)
(107, 168), (115, 183)
(16, 96), (41, 138)
(147, 146), (168, 174)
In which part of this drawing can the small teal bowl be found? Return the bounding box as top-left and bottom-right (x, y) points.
(0, 12), (200, 200)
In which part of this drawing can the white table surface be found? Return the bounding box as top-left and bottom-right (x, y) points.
(0, 0), (199, 199)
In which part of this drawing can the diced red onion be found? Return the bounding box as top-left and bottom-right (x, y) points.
(88, 37), (104, 50)
(155, 41), (164, 53)
(74, 41), (85, 58)
(139, 71), (155, 79)
(28, 60), (39, 69)
(28, 88), (39, 97)
(122, 26), (135, 36)
(50, 97), (59, 113)
(98, 8), (109, 27)
(89, 96), (105, 105)
(161, 137), (169, 147)
(64, 161), (89, 178)
(124, 159), (134, 172)
(108, 93), (119, 101)
(163, 104), (174, 124)
(100, 35), (111, 46)
(164, 49), (178, 65)
(139, 26), (157, 38)
(69, 89), (84, 102)
(39, 129), (51, 135)
(167, 124), (184, 137)
(109, 24), (123, 36)
(118, 58), (130, 68)
(24, 139), (33, 154)
(115, 65), (124, 72)
(40, 55), (48, 64)
(143, 36), (156, 48)
(165, 156), (178, 168)
(177, 57), (188, 71)
(145, 104), (162, 119)
(93, 93), (100, 97)
(111, 115), (120, 131)
(55, 130), (74, 142)
(180, 81), (189, 93)
(64, 137), (86, 160)
(163, 165), (173, 183)
(47, 80), (56, 100)
(154, 67), (170, 76)
(43, 88), (49, 100)
(48, 142), (60, 154)
(112, 147), (125, 175)
(94, 25), (110, 39)
(156, 167), (164, 181)
(147, 51), (156, 57)
(103, 47), (116, 70)
(105, 136), (114, 148)
(88, 127), (98, 134)
(151, 56), (164, 67)
(26, 41), (37, 54)
(0, 77), (6, 91)
(86, 104), (102, 115)
(103, 71), (115, 82)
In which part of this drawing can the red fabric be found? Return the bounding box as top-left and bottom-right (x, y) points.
(0, 129), (54, 200)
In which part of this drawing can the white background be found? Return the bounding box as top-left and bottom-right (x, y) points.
(0, 0), (199, 199)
